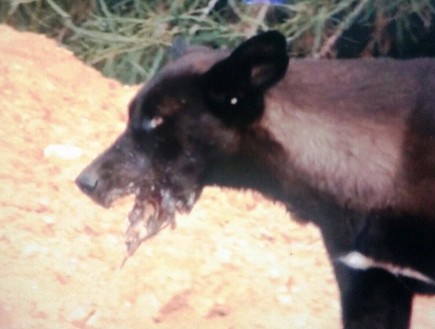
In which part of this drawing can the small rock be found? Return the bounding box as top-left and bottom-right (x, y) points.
(43, 144), (82, 160)
(214, 247), (232, 263)
(206, 303), (231, 318)
(22, 243), (48, 257)
(276, 293), (293, 306)
(64, 304), (96, 328)
(41, 216), (55, 225)
(154, 291), (191, 322)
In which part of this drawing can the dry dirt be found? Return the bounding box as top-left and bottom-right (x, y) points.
(0, 25), (433, 329)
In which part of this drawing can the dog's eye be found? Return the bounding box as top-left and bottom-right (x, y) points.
(142, 116), (164, 132)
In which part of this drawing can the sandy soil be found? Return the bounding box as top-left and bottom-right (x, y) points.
(0, 25), (433, 329)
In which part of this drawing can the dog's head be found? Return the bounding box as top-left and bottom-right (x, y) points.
(75, 31), (288, 253)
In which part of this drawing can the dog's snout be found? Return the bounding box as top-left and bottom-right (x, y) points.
(75, 169), (99, 194)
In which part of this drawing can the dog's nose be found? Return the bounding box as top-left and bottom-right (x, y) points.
(75, 170), (99, 194)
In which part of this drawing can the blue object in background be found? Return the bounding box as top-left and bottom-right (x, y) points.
(244, 0), (284, 4)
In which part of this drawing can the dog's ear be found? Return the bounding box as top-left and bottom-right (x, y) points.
(202, 31), (289, 126)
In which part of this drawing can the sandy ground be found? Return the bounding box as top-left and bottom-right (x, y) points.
(0, 25), (433, 329)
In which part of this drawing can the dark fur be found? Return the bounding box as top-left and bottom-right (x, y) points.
(76, 31), (435, 328)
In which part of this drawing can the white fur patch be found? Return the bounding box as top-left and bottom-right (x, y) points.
(339, 251), (435, 285)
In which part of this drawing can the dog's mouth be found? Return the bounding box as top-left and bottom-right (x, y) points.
(121, 184), (199, 267)
(76, 160), (202, 265)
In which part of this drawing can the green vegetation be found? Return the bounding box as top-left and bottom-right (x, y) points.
(1, 0), (434, 84)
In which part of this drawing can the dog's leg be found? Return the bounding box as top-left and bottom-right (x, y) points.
(333, 263), (413, 329)
(317, 211), (414, 329)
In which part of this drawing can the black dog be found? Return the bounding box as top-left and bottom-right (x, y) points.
(76, 31), (435, 328)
